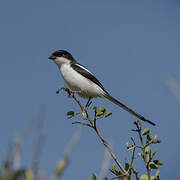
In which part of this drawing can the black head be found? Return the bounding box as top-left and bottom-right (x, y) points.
(48, 50), (75, 61)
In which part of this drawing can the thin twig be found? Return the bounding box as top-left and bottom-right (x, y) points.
(72, 121), (92, 128)
(134, 121), (150, 180)
(128, 137), (136, 173)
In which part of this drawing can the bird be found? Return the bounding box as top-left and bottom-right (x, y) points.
(49, 50), (155, 126)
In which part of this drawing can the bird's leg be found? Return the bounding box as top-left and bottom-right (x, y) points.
(82, 97), (92, 118)
(68, 90), (81, 98)
(85, 97), (92, 109)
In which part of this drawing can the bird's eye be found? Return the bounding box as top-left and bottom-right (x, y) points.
(62, 54), (67, 58)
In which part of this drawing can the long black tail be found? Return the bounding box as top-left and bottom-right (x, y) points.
(104, 94), (156, 126)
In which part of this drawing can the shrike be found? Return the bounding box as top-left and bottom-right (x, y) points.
(49, 50), (155, 126)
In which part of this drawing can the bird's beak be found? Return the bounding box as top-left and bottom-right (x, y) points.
(48, 55), (56, 60)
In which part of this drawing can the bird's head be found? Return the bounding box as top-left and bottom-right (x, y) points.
(48, 50), (76, 66)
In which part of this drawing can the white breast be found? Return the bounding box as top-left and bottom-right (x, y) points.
(59, 63), (105, 98)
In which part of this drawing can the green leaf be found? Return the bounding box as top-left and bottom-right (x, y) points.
(104, 112), (112, 117)
(91, 106), (97, 110)
(149, 162), (159, 169)
(140, 174), (148, 180)
(96, 107), (106, 116)
(154, 134), (158, 140)
(145, 146), (151, 154)
(151, 149), (157, 159)
(153, 140), (161, 144)
(153, 160), (163, 166)
(147, 133), (153, 141)
(142, 128), (150, 136)
(66, 111), (75, 118)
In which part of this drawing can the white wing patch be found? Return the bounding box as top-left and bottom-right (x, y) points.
(75, 63), (93, 75)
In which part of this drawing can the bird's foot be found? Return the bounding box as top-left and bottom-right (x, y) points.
(68, 90), (81, 98)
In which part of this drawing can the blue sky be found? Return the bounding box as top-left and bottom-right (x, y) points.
(0, 0), (180, 179)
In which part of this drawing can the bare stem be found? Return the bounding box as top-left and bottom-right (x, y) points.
(72, 121), (92, 128)
(128, 137), (136, 173)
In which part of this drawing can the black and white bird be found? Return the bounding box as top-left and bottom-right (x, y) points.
(49, 50), (155, 126)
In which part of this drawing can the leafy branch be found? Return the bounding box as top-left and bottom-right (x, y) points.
(57, 86), (163, 180)
(56, 86), (129, 179)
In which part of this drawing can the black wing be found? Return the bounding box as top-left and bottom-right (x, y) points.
(71, 63), (109, 94)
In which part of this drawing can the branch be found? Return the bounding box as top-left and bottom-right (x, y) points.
(58, 86), (129, 178)
(128, 137), (136, 173)
(134, 121), (151, 180)
(72, 121), (92, 128)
